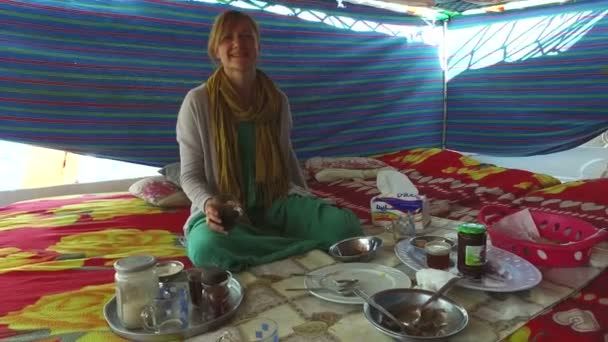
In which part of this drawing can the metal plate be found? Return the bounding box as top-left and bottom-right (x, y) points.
(462, 0), (504, 4)
(395, 237), (542, 292)
(104, 277), (243, 341)
(410, 235), (456, 251)
(155, 260), (184, 279)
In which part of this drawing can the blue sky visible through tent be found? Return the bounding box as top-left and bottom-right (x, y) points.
(194, 0), (442, 45)
(447, 8), (608, 81)
(191, 0), (601, 77)
(197, 0), (577, 21)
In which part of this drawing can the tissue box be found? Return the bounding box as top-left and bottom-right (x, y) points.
(370, 193), (430, 231)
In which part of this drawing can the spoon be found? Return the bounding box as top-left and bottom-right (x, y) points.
(285, 279), (359, 292)
(409, 276), (461, 327)
(347, 285), (412, 334)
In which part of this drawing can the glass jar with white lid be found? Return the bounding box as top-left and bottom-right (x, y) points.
(114, 254), (158, 329)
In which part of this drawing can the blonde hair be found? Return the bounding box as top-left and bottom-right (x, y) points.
(207, 10), (261, 65)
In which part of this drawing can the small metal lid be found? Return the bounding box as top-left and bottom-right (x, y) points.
(155, 260), (184, 278)
(114, 254), (156, 273)
(458, 223), (486, 234)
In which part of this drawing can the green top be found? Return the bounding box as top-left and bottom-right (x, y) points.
(237, 121), (258, 211)
(237, 121), (270, 226)
(458, 223), (486, 235)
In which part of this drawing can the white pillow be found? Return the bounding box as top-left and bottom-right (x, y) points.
(129, 176), (190, 207)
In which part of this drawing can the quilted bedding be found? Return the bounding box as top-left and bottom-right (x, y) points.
(310, 148), (608, 342)
(0, 193), (191, 340)
(0, 148), (606, 341)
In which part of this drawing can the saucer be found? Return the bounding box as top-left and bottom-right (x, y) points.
(156, 260), (184, 279)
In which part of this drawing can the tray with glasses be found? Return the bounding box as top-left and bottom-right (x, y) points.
(394, 237), (542, 292)
(104, 270), (244, 342)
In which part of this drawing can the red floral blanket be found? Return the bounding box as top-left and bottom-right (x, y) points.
(307, 148), (607, 342)
(0, 148), (605, 341)
(0, 193), (191, 340)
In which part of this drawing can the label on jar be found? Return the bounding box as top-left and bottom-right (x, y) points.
(464, 245), (486, 266)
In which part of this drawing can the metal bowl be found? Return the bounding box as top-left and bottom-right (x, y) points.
(363, 288), (468, 341)
(328, 236), (383, 262)
(410, 236), (456, 252)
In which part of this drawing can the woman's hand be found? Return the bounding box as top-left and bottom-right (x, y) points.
(204, 195), (248, 234)
(204, 197), (229, 234)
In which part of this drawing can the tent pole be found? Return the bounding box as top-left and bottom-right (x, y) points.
(441, 19), (448, 150)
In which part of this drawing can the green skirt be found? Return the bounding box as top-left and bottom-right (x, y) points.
(185, 194), (363, 272)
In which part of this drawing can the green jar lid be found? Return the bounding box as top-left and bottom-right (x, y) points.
(458, 223), (486, 234)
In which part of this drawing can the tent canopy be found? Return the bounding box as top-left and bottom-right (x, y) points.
(0, 0), (606, 167)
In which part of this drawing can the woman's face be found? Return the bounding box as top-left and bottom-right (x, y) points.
(215, 18), (259, 73)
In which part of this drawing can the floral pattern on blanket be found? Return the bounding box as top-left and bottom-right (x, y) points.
(304, 156), (391, 182)
(0, 149), (605, 342)
(511, 178), (608, 229)
(373, 148), (561, 221)
(0, 193), (190, 341)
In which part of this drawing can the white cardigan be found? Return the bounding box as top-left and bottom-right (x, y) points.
(176, 82), (307, 218)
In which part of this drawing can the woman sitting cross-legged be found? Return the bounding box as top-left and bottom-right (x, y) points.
(176, 10), (363, 272)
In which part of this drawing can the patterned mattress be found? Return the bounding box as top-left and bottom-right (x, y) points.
(0, 148), (606, 341)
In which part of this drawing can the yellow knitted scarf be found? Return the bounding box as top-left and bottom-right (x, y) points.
(207, 67), (289, 208)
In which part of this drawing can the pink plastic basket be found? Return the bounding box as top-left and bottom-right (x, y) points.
(478, 205), (608, 267)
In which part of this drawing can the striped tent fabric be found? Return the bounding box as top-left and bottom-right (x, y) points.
(445, 0), (608, 156)
(272, 0), (444, 159)
(0, 0), (444, 167)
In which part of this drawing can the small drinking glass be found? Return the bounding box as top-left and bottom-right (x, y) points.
(214, 194), (243, 231)
(140, 289), (189, 332)
(385, 213), (416, 243)
(242, 317), (279, 342)
(202, 269), (232, 318)
(425, 241), (452, 270)
(187, 268), (204, 307)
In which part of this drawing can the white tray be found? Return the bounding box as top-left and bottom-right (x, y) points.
(395, 237), (542, 292)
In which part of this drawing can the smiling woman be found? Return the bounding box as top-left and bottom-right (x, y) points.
(176, 10), (364, 272)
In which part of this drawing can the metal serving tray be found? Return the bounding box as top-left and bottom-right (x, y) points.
(104, 277), (243, 341)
